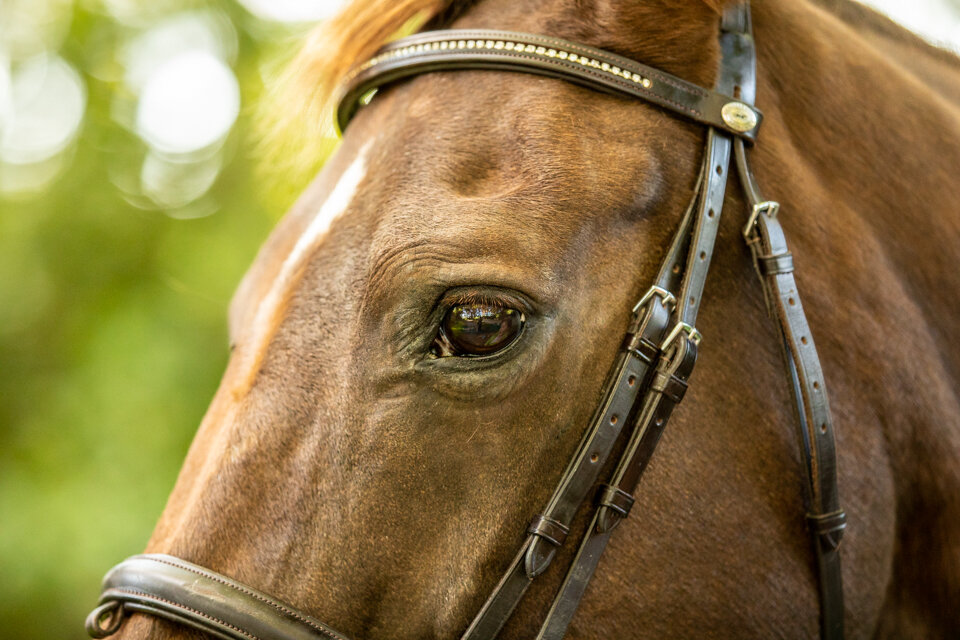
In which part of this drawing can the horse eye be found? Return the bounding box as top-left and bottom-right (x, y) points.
(432, 303), (525, 357)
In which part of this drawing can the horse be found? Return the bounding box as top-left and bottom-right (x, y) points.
(96, 0), (960, 637)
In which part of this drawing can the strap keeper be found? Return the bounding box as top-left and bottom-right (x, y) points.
(597, 485), (635, 518)
(623, 335), (659, 364)
(758, 252), (794, 275)
(528, 515), (569, 547)
(651, 371), (688, 403)
(806, 510), (847, 551)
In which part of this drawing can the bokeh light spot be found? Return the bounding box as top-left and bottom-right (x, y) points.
(0, 54), (86, 165)
(141, 150), (223, 213)
(123, 10), (238, 92)
(135, 50), (239, 156)
(237, 0), (348, 24)
(0, 0), (74, 61)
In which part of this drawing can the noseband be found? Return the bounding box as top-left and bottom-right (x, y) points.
(86, 2), (846, 639)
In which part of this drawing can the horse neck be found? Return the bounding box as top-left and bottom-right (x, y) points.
(757, 0), (960, 193)
(756, 2), (960, 627)
(755, 0), (960, 348)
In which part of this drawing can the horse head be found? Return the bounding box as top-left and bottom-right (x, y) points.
(99, 0), (960, 637)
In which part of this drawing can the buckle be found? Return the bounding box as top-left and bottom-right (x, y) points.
(661, 322), (702, 349)
(742, 200), (780, 239)
(632, 286), (677, 314)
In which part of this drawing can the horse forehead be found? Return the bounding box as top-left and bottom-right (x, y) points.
(355, 71), (665, 224)
(386, 70), (641, 160)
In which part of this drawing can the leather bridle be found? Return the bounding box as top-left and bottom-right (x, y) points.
(86, 2), (846, 639)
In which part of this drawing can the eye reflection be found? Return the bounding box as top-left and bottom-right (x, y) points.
(432, 303), (525, 357)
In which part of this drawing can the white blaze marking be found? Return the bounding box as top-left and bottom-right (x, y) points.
(246, 142), (371, 359)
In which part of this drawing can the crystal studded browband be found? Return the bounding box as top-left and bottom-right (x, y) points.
(335, 29), (763, 141)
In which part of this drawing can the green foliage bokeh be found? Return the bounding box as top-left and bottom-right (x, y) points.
(0, 3), (308, 638)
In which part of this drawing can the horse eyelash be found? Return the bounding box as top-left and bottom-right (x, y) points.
(437, 290), (526, 311)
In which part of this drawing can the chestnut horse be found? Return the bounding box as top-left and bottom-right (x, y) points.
(110, 0), (960, 637)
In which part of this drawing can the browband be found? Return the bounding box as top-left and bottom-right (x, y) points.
(335, 29), (763, 141)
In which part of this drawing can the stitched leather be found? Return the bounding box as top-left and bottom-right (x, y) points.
(85, 555), (350, 640)
(461, 296), (672, 639)
(530, 9), (750, 634)
(336, 30), (762, 141)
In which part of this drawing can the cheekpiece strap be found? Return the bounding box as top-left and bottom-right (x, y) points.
(336, 29), (762, 141)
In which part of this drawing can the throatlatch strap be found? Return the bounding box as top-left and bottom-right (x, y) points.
(739, 166), (846, 639)
(730, 7), (846, 639)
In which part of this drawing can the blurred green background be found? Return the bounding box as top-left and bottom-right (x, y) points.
(0, 0), (339, 637)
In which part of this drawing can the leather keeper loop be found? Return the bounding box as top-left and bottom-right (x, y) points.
(528, 515), (570, 547)
(759, 252), (794, 275)
(625, 336), (660, 364)
(652, 371), (688, 403)
(597, 485), (635, 518)
(806, 510), (847, 550)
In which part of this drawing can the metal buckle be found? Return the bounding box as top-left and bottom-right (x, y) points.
(632, 286), (677, 314)
(661, 322), (702, 349)
(742, 200), (780, 239)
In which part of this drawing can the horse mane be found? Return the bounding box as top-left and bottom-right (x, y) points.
(258, 0), (459, 196)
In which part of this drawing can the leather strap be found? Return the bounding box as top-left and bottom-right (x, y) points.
(336, 30), (762, 142)
(532, 6), (746, 633)
(730, 7), (846, 639)
(461, 153), (708, 640)
(460, 290), (673, 639)
(677, 128), (731, 326)
(739, 171), (846, 638)
(85, 555), (351, 640)
(537, 330), (698, 640)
